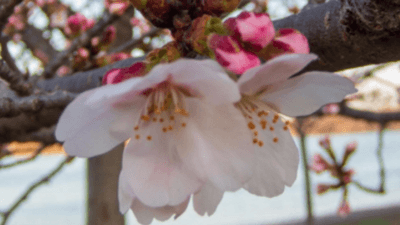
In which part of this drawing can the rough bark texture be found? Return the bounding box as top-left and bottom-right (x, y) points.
(274, 0), (400, 73)
(88, 143), (124, 225)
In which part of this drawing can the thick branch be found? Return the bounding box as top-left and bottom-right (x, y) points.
(0, 60), (33, 95)
(274, 0), (400, 72)
(0, 90), (77, 118)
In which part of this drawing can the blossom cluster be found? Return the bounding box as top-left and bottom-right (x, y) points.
(56, 11), (357, 224)
(310, 135), (358, 217)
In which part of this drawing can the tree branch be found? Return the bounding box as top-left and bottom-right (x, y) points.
(41, 12), (119, 79)
(0, 144), (46, 169)
(0, 156), (73, 225)
(274, 0), (400, 73)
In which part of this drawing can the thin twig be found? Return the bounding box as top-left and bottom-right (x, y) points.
(0, 156), (74, 225)
(109, 27), (161, 54)
(0, 144), (46, 169)
(42, 12), (119, 79)
(297, 117), (314, 225)
(352, 123), (386, 194)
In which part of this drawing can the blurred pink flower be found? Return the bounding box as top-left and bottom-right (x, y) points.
(65, 13), (94, 36)
(56, 65), (71, 76)
(101, 25), (116, 45)
(108, 2), (129, 15)
(345, 141), (357, 154)
(310, 154), (330, 173)
(319, 135), (331, 149)
(338, 200), (351, 217)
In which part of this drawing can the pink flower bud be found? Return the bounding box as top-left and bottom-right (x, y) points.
(273, 29), (310, 53)
(345, 141), (357, 154)
(310, 154), (329, 173)
(322, 103), (340, 114)
(103, 62), (147, 85)
(208, 34), (260, 74)
(224, 11), (275, 51)
(65, 13), (86, 35)
(91, 37), (100, 47)
(101, 25), (116, 45)
(84, 19), (95, 31)
(78, 48), (89, 59)
(317, 184), (330, 195)
(319, 135), (331, 149)
(130, 17), (141, 26)
(337, 200), (351, 217)
(109, 2), (129, 15)
(259, 29), (310, 60)
(343, 169), (355, 184)
(56, 65), (71, 76)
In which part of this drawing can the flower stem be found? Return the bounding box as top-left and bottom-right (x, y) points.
(297, 118), (314, 225)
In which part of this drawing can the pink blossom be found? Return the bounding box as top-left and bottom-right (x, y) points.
(208, 34), (260, 74)
(224, 11), (275, 51)
(273, 29), (310, 54)
(130, 18), (141, 26)
(102, 62), (147, 85)
(35, 0), (45, 7)
(65, 13), (93, 36)
(338, 200), (351, 217)
(91, 37), (100, 47)
(84, 19), (95, 30)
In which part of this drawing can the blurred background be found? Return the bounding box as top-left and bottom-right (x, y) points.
(1, 0), (400, 224)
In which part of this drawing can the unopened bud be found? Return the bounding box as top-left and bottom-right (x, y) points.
(317, 184), (330, 195)
(337, 200), (351, 217)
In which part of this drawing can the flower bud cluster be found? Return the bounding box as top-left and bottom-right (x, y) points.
(206, 11), (310, 74)
(311, 136), (359, 217)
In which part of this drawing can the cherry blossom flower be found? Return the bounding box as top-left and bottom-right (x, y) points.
(56, 59), (255, 223)
(235, 53), (357, 196)
(338, 200), (351, 217)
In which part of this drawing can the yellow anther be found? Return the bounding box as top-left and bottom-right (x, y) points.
(181, 122), (186, 127)
(159, 118), (164, 123)
(283, 126), (289, 131)
(168, 125), (173, 130)
(258, 141), (264, 147)
(162, 127), (167, 132)
(134, 126), (139, 131)
(270, 126), (275, 131)
(285, 121), (290, 125)
(147, 135), (152, 141)
(152, 118), (157, 122)
(135, 135), (140, 140)
(253, 138), (258, 144)
(273, 137), (279, 143)
(248, 122), (256, 130)
(170, 116), (175, 121)
(274, 114), (279, 120)
(254, 131), (258, 136)
(141, 115), (150, 121)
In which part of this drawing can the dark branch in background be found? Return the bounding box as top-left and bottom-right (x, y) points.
(0, 144), (46, 169)
(41, 12), (119, 79)
(0, 90), (77, 118)
(339, 103), (400, 123)
(21, 24), (58, 62)
(274, 0), (400, 73)
(352, 123), (386, 194)
(0, 0), (24, 30)
(0, 60), (33, 95)
(109, 28), (161, 54)
(0, 157), (74, 225)
(0, 35), (20, 72)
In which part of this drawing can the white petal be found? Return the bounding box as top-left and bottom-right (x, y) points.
(238, 54), (318, 95)
(260, 71), (357, 117)
(193, 182), (224, 216)
(132, 198), (190, 225)
(177, 98), (255, 192)
(122, 130), (203, 207)
(163, 59), (241, 105)
(244, 116), (299, 197)
(118, 170), (136, 214)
